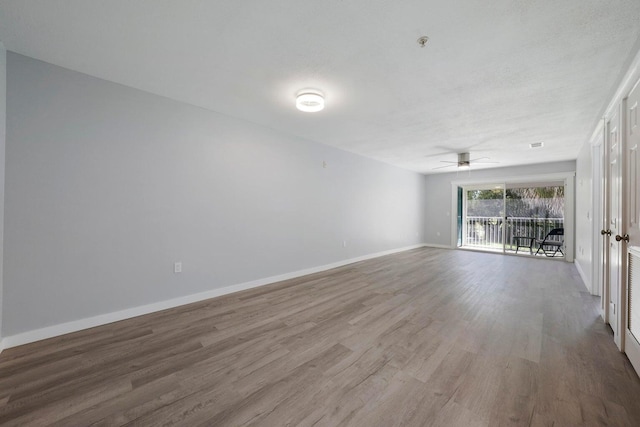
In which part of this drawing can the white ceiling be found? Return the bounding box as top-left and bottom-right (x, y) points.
(0, 1), (639, 174)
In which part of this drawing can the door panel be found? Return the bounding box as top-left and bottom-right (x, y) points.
(608, 107), (622, 341)
(625, 80), (640, 369)
(627, 82), (640, 245)
(596, 135), (609, 320)
(463, 185), (505, 252)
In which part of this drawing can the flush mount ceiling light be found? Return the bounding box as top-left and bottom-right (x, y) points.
(296, 89), (324, 112)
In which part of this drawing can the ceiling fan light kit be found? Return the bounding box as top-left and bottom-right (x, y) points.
(457, 152), (471, 167)
(432, 152), (499, 171)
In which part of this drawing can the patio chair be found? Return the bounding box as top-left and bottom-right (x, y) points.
(513, 235), (536, 254)
(535, 228), (564, 257)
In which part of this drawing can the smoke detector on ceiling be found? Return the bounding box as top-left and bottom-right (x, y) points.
(417, 36), (429, 48)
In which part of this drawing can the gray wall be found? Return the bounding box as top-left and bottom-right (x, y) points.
(3, 53), (427, 336)
(0, 42), (5, 340)
(424, 161), (576, 246)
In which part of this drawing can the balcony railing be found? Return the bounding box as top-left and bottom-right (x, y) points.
(464, 216), (564, 254)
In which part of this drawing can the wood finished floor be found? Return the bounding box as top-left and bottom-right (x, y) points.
(1, 248), (640, 426)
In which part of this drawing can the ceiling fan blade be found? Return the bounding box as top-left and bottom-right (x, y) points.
(474, 161), (500, 164)
(468, 157), (489, 162)
(432, 164), (457, 170)
(423, 152), (452, 159)
(439, 160), (458, 164)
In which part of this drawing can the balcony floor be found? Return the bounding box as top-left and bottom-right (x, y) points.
(460, 244), (565, 258)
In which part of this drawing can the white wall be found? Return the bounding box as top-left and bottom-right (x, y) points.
(424, 160), (576, 247)
(575, 141), (593, 290)
(0, 42), (6, 344)
(3, 53), (427, 338)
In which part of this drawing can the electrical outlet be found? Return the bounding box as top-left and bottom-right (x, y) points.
(174, 262), (182, 273)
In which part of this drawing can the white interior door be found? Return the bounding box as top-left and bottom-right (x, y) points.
(626, 80), (640, 256)
(624, 80), (640, 369)
(607, 106), (622, 344)
(598, 139), (610, 321)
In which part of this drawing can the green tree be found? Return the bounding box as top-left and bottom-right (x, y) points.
(467, 186), (564, 218)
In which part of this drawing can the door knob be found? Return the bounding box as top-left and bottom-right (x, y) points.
(615, 234), (629, 242)
(601, 229), (612, 236)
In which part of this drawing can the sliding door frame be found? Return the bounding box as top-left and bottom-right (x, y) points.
(460, 183), (506, 252)
(450, 171), (576, 262)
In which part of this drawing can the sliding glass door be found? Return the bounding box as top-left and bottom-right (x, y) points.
(460, 181), (565, 257)
(504, 182), (565, 255)
(463, 184), (505, 252)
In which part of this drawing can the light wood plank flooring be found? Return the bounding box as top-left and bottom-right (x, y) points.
(1, 248), (639, 426)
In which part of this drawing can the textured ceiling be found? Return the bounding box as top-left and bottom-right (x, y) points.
(0, 0), (639, 174)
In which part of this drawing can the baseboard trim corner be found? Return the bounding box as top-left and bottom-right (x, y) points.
(423, 243), (454, 250)
(2, 243), (426, 349)
(574, 259), (592, 293)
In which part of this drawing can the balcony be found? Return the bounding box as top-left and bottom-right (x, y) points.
(463, 216), (564, 256)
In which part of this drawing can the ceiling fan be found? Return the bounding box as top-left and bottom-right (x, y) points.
(432, 152), (498, 170)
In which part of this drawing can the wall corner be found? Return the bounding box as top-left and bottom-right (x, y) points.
(0, 41), (6, 344)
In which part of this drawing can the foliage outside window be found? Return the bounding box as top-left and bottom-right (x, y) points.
(467, 187), (564, 218)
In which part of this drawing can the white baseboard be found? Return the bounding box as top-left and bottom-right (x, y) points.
(2, 244), (427, 349)
(423, 243), (453, 250)
(625, 330), (640, 377)
(574, 259), (592, 293)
